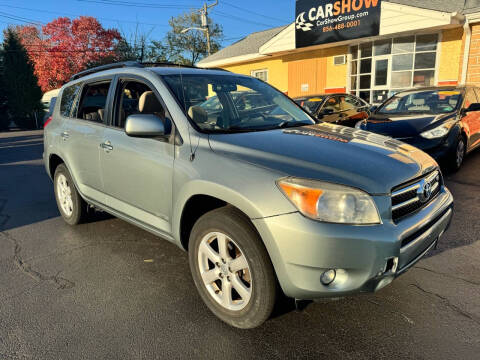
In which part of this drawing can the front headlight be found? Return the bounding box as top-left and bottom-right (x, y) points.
(420, 122), (454, 139)
(277, 178), (381, 224)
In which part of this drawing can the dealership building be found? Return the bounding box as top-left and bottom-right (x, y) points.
(198, 0), (480, 103)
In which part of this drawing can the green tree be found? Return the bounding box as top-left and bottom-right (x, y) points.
(147, 40), (179, 63)
(1, 28), (43, 129)
(0, 63), (9, 131)
(163, 11), (223, 65)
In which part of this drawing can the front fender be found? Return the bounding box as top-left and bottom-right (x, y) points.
(172, 179), (293, 244)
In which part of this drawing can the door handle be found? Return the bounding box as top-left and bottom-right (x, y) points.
(100, 141), (113, 152)
(61, 131), (69, 141)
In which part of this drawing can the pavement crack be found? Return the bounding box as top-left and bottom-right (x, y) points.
(365, 298), (415, 325)
(410, 283), (480, 325)
(414, 266), (480, 286)
(0, 230), (75, 290)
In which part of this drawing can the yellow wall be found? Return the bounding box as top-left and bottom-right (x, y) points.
(439, 28), (464, 82)
(221, 46), (349, 98)
(282, 46), (348, 97)
(221, 29), (466, 94)
(284, 49), (325, 97)
(222, 57), (289, 93)
(324, 46), (349, 90)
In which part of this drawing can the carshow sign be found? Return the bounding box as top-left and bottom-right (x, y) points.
(296, 0), (382, 48)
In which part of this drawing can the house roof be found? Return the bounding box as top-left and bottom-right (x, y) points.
(389, 0), (480, 13)
(199, 0), (480, 66)
(197, 25), (288, 66)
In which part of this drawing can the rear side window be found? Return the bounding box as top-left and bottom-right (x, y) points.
(77, 81), (112, 123)
(60, 84), (81, 117)
(49, 97), (57, 114)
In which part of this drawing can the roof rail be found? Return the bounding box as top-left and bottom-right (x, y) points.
(70, 61), (142, 81)
(141, 62), (230, 72)
(140, 61), (197, 69)
(70, 61), (229, 81)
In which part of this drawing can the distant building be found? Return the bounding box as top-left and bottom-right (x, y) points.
(199, 0), (480, 104)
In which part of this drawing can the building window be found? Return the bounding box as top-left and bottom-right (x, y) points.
(251, 69), (268, 82)
(349, 34), (439, 104)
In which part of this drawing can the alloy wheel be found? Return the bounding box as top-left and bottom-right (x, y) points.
(197, 232), (252, 311)
(56, 174), (74, 217)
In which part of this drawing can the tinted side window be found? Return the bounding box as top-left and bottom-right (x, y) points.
(60, 84), (81, 117)
(77, 81), (111, 123)
(49, 97), (57, 114)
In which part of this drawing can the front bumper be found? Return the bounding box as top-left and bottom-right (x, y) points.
(253, 187), (453, 300)
(398, 131), (458, 162)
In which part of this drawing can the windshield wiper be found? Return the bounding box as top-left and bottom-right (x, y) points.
(277, 121), (314, 129)
(210, 121), (314, 134)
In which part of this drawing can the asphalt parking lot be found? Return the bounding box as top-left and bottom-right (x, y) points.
(1, 130), (479, 360)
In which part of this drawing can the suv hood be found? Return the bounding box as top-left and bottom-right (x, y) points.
(208, 123), (437, 195)
(363, 113), (453, 138)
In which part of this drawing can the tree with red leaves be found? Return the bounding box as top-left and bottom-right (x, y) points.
(18, 17), (121, 92)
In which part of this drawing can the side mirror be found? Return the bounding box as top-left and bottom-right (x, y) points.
(125, 114), (171, 138)
(370, 105), (378, 113)
(464, 103), (480, 113)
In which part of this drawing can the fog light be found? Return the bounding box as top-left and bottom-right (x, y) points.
(320, 269), (336, 286)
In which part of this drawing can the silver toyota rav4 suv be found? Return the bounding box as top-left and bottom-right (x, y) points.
(44, 62), (454, 329)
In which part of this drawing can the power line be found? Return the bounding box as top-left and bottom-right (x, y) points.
(0, 1), (262, 47)
(212, 10), (278, 28)
(221, 0), (290, 23)
(0, 4), (169, 27)
(0, 11), (45, 25)
(76, 0), (201, 9)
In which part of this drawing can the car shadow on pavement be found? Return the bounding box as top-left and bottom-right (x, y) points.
(425, 147), (480, 258)
(0, 131), (115, 231)
(0, 134), (44, 166)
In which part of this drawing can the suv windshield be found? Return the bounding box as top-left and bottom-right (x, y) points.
(377, 90), (462, 115)
(162, 74), (315, 133)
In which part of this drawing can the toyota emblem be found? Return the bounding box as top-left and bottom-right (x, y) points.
(418, 181), (433, 203)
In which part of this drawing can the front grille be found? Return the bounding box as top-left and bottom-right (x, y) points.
(391, 170), (441, 222)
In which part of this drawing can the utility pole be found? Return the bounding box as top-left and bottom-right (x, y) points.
(181, 1), (218, 56)
(201, 1), (218, 56)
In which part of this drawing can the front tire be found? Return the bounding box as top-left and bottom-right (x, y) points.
(188, 207), (277, 329)
(448, 135), (466, 172)
(54, 164), (87, 225)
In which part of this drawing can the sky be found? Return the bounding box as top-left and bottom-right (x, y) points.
(0, 0), (295, 47)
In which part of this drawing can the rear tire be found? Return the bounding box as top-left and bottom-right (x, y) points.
(54, 164), (87, 225)
(188, 206), (277, 329)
